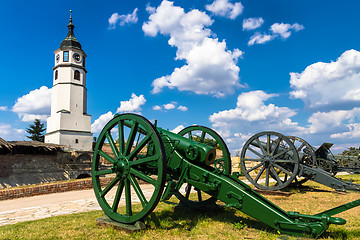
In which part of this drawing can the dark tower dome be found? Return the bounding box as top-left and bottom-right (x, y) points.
(60, 10), (82, 50)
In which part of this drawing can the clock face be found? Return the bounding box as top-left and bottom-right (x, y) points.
(73, 53), (81, 63)
(56, 54), (60, 62)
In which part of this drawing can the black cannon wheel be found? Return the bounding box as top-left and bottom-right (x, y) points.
(340, 150), (360, 169)
(176, 125), (231, 207)
(240, 132), (300, 191)
(287, 136), (316, 185)
(92, 113), (167, 224)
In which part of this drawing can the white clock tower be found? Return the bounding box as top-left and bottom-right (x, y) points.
(45, 12), (92, 151)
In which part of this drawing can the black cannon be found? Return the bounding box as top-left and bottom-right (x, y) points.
(240, 131), (360, 191)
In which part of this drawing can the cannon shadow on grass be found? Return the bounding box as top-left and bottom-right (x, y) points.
(140, 199), (360, 239)
(143, 203), (276, 235)
(321, 228), (360, 239)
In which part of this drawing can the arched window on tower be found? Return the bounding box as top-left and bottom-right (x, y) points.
(55, 70), (58, 80)
(74, 70), (80, 80)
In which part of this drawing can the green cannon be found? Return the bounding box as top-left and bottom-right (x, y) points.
(92, 114), (360, 237)
(240, 131), (360, 191)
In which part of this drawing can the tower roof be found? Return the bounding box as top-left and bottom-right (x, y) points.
(60, 10), (82, 50)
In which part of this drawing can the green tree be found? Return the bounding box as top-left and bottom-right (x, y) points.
(26, 119), (46, 142)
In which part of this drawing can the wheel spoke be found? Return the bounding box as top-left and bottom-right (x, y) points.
(188, 132), (193, 140)
(127, 133), (152, 161)
(297, 142), (306, 152)
(200, 131), (206, 143)
(273, 163), (292, 176)
(129, 153), (160, 167)
(265, 168), (270, 187)
(245, 158), (263, 162)
(247, 146), (263, 158)
(211, 141), (219, 148)
(272, 148), (291, 159)
(245, 162), (263, 173)
(196, 189), (202, 201)
(95, 169), (113, 176)
(255, 137), (266, 155)
(112, 181), (124, 212)
(125, 178), (132, 216)
(254, 165), (266, 183)
(118, 120), (125, 154)
(266, 134), (271, 153)
(99, 150), (115, 164)
(100, 177), (119, 197)
(185, 184), (192, 199)
(129, 175), (148, 207)
(130, 168), (157, 186)
(270, 166), (282, 185)
(125, 121), (139, 155)
(271, 137), (281, 155)
(105, 131), (119, 158)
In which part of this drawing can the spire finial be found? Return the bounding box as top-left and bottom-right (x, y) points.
(61, 10), (82, 50)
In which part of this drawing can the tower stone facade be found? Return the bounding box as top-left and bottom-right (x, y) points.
(45, 14), (92, 151)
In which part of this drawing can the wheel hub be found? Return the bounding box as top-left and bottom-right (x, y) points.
(112, 156), (130, 179)
(263, 154), (274, 167)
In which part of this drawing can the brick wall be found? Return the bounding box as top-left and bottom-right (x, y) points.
(0, 177), (112, 201)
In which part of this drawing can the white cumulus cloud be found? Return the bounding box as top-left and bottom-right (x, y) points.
(152, 101), (188, 111)
(331, 123), (360, 139)
(163, 103), (176, 110)
(178, 105), (188, 111)
(308, 108), (360, 135)
(171, 124), (185, 133)
(143, 0), (243, 97)
(248, 22), (304, 46)
(12, 86), (51, 122)
(116, 93), (146, 114)
(248, 32), (273, 46)
(108, 8), (138, 29)
(153, 105), (162, 111)
(270, 23), (304, 39)
(91, 111), (114, 133)
(290, 49), (360, 110)
(209, 90), (305, 152)
(0, 106), (7, 111)
(243, 17), (264, 30)
(0, 123), (25, 141)
(205, 0), (244, 19)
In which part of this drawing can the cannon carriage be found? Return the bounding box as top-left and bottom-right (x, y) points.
(92, 114), (360, 237)
(240, 131), (360, 191)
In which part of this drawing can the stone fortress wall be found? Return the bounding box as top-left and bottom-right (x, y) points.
(0, 138), (92, 189)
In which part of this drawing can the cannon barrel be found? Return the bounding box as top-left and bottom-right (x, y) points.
(122, 119), (216, 165)
(157, 127), (216, 166)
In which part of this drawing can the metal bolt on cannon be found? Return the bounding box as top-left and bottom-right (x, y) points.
(92, 114), (360, 237)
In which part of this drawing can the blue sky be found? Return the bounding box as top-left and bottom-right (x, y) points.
(1, 0), (360, 154)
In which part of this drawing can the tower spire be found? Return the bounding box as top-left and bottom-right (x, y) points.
(60, 10), (82, 50)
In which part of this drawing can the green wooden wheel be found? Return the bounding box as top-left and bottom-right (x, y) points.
(92, 113), (166, 224)
(176, 125), (231, 207)
(240, 132), (299, 191)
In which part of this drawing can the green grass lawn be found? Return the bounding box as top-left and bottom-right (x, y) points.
(1, 174), (360, 240)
